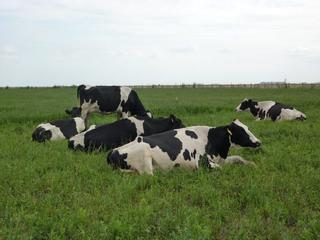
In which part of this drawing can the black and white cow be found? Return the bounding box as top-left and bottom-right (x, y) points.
(32, 117), (85, 142)
(107, 119), (261, 175)
(65, 85), (152, 122)
(68, 115), (184, 151)
(235, 98), (306, 121)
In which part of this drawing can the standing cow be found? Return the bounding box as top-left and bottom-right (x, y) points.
(107, 119), (261, 175)
(65, 85), (152, 124)
(235, 98), (306, 121)
(68, 115), (184, 151)
(32, 117), (85, 142)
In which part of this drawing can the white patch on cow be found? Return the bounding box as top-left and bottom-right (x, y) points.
(117, 86), (132, 112)
(256, 101), (275, 113)
(38, 123), (65, 140)
(233, 119), (261, 144)
(279, 108), (306, 121)
(69, 125), (96, 148)
(127, 117), (144, 135)
(120, 86), (131, 103)
(73, 117), (86, 133)
(84, 85), (93, 90)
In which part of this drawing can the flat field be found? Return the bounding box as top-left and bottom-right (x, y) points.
(0, 87), (319, 239)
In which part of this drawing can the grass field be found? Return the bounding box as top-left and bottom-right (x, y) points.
(0, 87), (319, 239)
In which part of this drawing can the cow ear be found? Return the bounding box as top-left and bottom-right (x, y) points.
(65, 109), (71, 114)
(248, 99), (252, 103)
(170, 114), (177, 122)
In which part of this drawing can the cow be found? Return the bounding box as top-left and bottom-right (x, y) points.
(65, 85), (152, 124)
(68, 114), (185, 151)
(106, 119), (261, 175)
(235, 98), (306, 121)
(32, 117), (85, 142)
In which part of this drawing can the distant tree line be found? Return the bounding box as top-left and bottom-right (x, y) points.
(1, 83), (320, 89)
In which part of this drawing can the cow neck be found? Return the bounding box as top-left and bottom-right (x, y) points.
(249, 101), (259, 117)
(206, 126), (231, 159)
(154, 118), (171, 130)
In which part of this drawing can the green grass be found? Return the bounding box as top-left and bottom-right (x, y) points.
(0, 87), (319, 239)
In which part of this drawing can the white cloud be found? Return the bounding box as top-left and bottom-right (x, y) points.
(0, 45), (18, 58)
(0, 0), (320, 86)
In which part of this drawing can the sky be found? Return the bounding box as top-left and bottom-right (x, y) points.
(0, 0), (320, 87)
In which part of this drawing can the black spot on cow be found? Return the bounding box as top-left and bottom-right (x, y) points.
(174, 163), (180, 168)
(84, 119), (137, 152)
(206, 127), (231, 159)
(185, 130), (198, 139)
(258, 109), (266, 119)
(267, 102), (293, 121)
(191, 149), (197, 158)
(142, 130), (182, 161)
(50, 119), (78, 139)
(137, 137), (142, 142)
(183, 149), (191, 161)
(141, 114), (184, 136)
(107, 150), (130, 169)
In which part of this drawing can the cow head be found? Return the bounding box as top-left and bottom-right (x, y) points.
(32, 127), (52, 142)
(169, 114), (185, 129)
(65, 107), (81, 117)
(235, 98), (253, 112)
(228, 119), (261, 148)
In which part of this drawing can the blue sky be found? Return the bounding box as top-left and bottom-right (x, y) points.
(0, 0), (320, 86)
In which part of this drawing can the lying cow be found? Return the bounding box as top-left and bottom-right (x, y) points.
(32, 117), (85, 142)
(65, 85), (152, 123)
(235, 98), (306, 121)
(107, 119), (261, 175)
(68, 114), (184, 151)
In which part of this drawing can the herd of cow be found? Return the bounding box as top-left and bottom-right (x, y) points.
(32, 85), (307, 175)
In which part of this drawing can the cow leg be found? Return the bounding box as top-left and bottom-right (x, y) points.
(132, 150), (154, 175)
(207, 155), (222, 169)
(135, 155), (154, 175)
(120, 169), (136, 173)
(223, 155), (256, 167)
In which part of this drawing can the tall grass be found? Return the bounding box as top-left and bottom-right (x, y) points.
(0, 87), (319, 239)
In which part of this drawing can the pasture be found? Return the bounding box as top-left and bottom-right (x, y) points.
(0, 87), (319, 239)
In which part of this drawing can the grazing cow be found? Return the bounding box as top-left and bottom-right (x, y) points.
(235, 98), (306, 121)
(65, 85), (152, 122)
(68, 115), (184, 151)
(32, 117), (85, 142)
(107, 119), (261, 175)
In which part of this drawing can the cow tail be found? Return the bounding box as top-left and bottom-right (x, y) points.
(77, 84), (86, 98)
